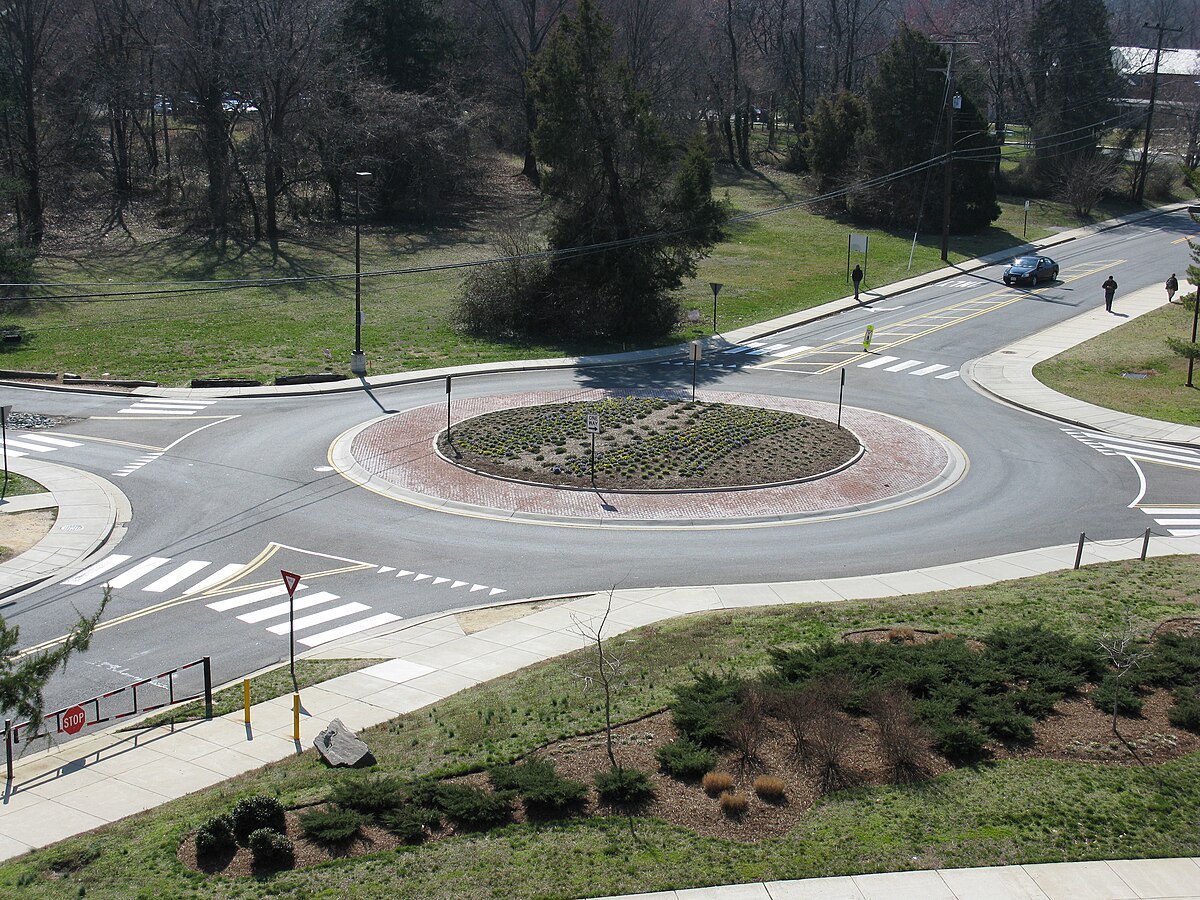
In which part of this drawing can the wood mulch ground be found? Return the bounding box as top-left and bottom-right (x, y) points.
(183, 664), (1200, 876)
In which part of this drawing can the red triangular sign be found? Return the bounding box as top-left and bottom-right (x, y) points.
(281, 570), (301, 598)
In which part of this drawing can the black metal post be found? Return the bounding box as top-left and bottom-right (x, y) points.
(4, 719), (11, 783)
(1074, 533), (1085, 570)
(1, 405), (9, 502)
(1188, 293), (1199, 388)
(940, 48), (955, 262)
(446, 375), (452, 442)
(289, 593), (295, 684)
(590, 433), (596, 486)
(203, 656), (213, 719)
(837, 368), (846, 429)
(1141, 528), (1151, 562)
(691, 358), (698, 402)
(354, 183), (362, 356)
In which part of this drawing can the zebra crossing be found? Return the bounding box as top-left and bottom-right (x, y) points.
(855, 356), (960, 379)
(117, 397), (219, 416)
(1062, 428), (1200, 536)
(61, 553), (507, 647)
(0, 432), (83, 459)
(657, 339), (960, 379)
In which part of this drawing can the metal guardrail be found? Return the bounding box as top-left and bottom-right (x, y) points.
(3, 656), (212, 781)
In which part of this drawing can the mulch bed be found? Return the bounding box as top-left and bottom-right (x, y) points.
(182, 690), (1200, 876)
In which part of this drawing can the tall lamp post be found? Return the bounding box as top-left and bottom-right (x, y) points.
(351, 170), (372, 377)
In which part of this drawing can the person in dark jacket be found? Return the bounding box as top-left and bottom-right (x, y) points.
(852, 264), (864, 301)
(1102, 275), (1118, 312)
(1166, 273), (1178, 303)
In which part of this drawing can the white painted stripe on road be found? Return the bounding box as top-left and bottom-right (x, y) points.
(1168, 528), (1200, 536)
(298, 613), (403, 647)
(771, 345), (814, 358)
(238, 591), (340, 623)
(884, 360), (923, 372)
(1106, 446), (1200, 467)
(2, 449), (27, 458)
(471, 584), (488, 592)
(118, 408), (197, 415)
(747, 343), (790, 355)
(1139, 507), (1200, 516)
(1085, 431), (1200, 453)
(909, 364), (948, 376)
(134, 398), (215, 406)
(12, 434), (81, 448)
(724, 345), (755, 354)
(105, 557), (172, 588)
(2, 438), (56, 452)
(858, 356), (899, 369)
(1153, 518), (1200, 525)
(184, 563), (246, 595)
(935, 371), (961, 380)
(207, 583), (295, 612)
(143, 560), (211, 592)
(267, 603), (371, 635)
(62, 554), (131, 586)
(432, 577), (449, 585)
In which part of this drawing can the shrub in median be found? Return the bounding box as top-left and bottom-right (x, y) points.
(932, 721), (989, 764)
(656, 737), (718, 779)
(1091, 674), (1145, 717)
(381, 804), (441, 843)
(488, 757), (587, 815)
(247, 828), (294, 869)
(670, 671), (743, 747)
(433, 784), (514, 829)
(594, 767), (655, 803)
(1168, 687), (1200, 732)
(194, 814), (236, 858)
(230, 795), (286, 844)
(329, 774), (407, 816)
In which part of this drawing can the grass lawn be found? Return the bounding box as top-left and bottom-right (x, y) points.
(2, 556), (1198, 898)
(1034, 299), (1200, 426)
(0, 158), (1177, 386)
(0, 473), (45, 498)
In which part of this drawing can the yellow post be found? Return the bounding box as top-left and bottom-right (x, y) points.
(243, 678), (251, 724)
(292, 693), (300, 742)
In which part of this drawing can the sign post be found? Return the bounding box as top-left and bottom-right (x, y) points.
(61, 705), (86, 736)
(280, 570), (301, 682)
(445, 376), (452, 452)
(0, 405), (10, 502)
(837, 368), (846, 429)
(862, 325), (874, 352)
(586, 413), (600, 486)
(709, 282), (723, 333)
(1023, 199), (1030, 238)
(689, 341), (702, 401)
(848, 234), (869, 283)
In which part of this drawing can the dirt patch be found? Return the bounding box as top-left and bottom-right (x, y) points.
(0, 509), (56, 561)
(842, 627), (986, 651)
(455, 596), (577, 635)
(184, 690), (1200, 875)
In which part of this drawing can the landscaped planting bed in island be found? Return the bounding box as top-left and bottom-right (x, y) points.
(437, 396), (860, 490)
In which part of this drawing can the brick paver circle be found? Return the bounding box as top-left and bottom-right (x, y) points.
(340, 389), (965, 528)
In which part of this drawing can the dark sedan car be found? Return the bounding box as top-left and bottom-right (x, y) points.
(1003, 255), (1059, 286)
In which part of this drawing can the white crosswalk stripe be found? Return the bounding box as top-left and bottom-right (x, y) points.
(118, 398), (218, 416)
(858, 356), (899, 368)
(0, 432), (83, 460)
(62, 554), (131, 586)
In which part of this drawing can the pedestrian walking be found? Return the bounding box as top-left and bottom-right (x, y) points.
(1166, 273), (1179, 303)
(1102, 275), (1118, 313)
(851, 264), (864, 301)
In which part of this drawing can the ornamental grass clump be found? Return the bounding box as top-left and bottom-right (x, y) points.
(701, 771), (735, 796)
(752, 775), (786, 801)
(718, 791), (749, 816)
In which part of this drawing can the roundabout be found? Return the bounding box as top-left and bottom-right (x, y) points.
(333, 389), (967, 528)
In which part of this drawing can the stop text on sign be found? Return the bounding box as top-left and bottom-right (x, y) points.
(61, 705), (87, 735)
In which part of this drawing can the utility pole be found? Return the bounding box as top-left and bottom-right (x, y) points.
(1134, 22), (1184, 204)
(937, 42), (975, 262)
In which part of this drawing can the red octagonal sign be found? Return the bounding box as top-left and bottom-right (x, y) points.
(61, 706), (87, 735)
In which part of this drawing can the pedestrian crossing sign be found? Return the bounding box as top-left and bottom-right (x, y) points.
(863, 325), (874, 351)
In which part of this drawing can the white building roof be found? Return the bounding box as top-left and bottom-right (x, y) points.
(1112, 46), (1200, 77)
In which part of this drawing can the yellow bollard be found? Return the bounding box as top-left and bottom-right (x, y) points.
(293, 693), (300, 742)
(243, 678), (251, 724)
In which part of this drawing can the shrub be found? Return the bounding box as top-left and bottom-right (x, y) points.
(671, 672), (743, 747)
(701, 771), (735, 796)
(723, 689), (766, 764)
(656, 738), (718, 779)
(298, 807), (365, 845)
(1168, 687), (1200, 732)
(933, 721), (989, 764)
(230, 795), (286, 843)
(247, 828), (293, 869)
(804, 705), (858, 792)
(1091, 674), (1145, 717)
(752, 776), (786, 801)
(1144, 634), (1200, 686)
(380, 805), (441, 843)
(488, 758), (587, 814)
(594, 767), (655, 803)
(194, 814), (236, 858)
(971, 695), (1035, 744)
(718, 791), (749, 816)
(868, 690), (931, 781)
(329, 775), (406, 815)
(434, 784), (513, 829)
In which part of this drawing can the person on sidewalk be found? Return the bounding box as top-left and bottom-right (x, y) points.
(1102, 275), (1118, 313)
(1166, 273), (1179, 303)
(851, 264), (864, 301)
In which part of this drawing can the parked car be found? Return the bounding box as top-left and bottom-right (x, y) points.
(1003, 255), (1059, 286)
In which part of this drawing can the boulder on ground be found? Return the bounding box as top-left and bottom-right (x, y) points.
(314, 718), (375, 768)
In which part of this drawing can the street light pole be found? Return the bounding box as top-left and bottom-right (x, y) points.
(350, 171), (372, 377)
(1188, 293), (1199, 389)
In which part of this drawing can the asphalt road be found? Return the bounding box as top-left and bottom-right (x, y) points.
(3, 207), (1198, 717)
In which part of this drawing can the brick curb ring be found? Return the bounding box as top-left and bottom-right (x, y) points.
(332, 389), (968, 529)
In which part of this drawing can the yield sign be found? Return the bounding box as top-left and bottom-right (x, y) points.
(280, 570), (301, 598)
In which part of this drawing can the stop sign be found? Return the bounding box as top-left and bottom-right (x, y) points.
(61, 706), (87, 735)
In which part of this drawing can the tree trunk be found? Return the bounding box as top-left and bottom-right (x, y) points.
(521, 91), (540, 185)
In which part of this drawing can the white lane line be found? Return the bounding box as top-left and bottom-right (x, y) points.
(238, 591), (341, 623)
(910, 364), (949, 376)
(207, 583), (296, 612)
(884, 360), (923, 372)
(143, 560), (211, 593)
(724, 345), (756, 354)
(771, 345), (814, 358)
(746, 343), (791, 355)
(1106, 447), (1200, 467)
(135, 398), (216, 406)
(298, 613), (403, 647)
(267, 603), (371, 635)
(1, 449), (27, 458)
(185, 563), (248, 595)
(935, 371), (961, 380)
(1153, 518), (1200, 525)
(2, 439), (56, 452)
(1139, 507), (1200, 516)
(12, 434), (81, 448)
(62, 554), (132, 586)
(858, 356), (900, 369)
(1168, 528), (1200, 536)
(118, 409), (199, 416)
(105, 557), (172, 588)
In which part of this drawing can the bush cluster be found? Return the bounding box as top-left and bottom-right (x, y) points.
(229, 795), (287, 844)
(656, 737), (718, 779)
(298, 808), (366, 845)
(194, 814), (236, 858)
(489, 757), (588, 814)
(594, 767), (655, 803)
(247, 828), (294, 869)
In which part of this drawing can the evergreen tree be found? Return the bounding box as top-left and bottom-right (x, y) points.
(849, 26), (999, 233)
(527, 0), (725, 339)
(1026, 0), (1119, 174)
(801, 91), (867, 195)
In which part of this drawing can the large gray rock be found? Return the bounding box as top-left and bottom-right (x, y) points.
(314, 718), (375, 768)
